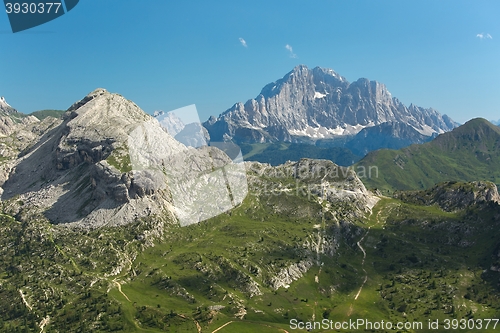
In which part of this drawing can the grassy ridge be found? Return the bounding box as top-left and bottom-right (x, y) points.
(356, 118), (500, 192)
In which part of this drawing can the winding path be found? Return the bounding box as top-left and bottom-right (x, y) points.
(19, 289), (33, 311)
(348, 204), (386, 316)
(113, 280), (131, 302)
(354, 230), (370, 300)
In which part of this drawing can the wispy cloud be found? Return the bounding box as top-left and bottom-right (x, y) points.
(285, 44), (297, 58)
(476, 33), (493, 40)
(239, 37), (248, 48)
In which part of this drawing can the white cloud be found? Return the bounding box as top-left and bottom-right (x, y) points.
(239, 37), (248, 48)
(476, 33), (493, 40)
(285, 44), (297, 58)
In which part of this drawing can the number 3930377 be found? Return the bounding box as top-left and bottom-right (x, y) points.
(5, 2), (62, 14)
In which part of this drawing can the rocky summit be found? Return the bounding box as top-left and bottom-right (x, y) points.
(204, 65), (458, 153)
(0, 89), (247, 228)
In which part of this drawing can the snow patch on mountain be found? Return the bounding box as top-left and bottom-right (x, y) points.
(314, 91), (327, 99)
(415, 124), (441, 136)
(289, 123), (374, 138)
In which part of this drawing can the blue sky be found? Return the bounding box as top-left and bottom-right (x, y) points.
(0, 0), (499, 124)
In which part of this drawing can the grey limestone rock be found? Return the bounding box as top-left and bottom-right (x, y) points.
(1, 89), (247, 228)
(203, 65), (458, 152)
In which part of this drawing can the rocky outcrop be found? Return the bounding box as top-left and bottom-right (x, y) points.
(395, 181), (500, 211)
(247, 158), (378, 217)
(269, 260), (314, 290)
(0, 116), (16, 136)
(0, 96), (40, 137)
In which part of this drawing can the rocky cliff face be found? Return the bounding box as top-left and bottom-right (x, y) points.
(0, 116), (60, 198)
(203, 65), (458, 152)
(0, 95), (59, 190)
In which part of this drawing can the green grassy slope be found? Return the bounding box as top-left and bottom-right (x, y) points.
(2, 179), (500, 332)
(355, 118), (500, 192)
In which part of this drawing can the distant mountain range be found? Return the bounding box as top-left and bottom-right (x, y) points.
(204, 65), (458, 155)
(357, 118), (500, 192)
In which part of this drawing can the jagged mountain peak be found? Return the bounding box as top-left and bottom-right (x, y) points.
(260, 65), (347, 99)
(291, 63), (309, 73)
(204, 65), (458, 147)
(288, 64), (344, 79)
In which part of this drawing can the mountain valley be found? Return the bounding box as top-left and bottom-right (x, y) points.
(0, 87), (499, 332)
